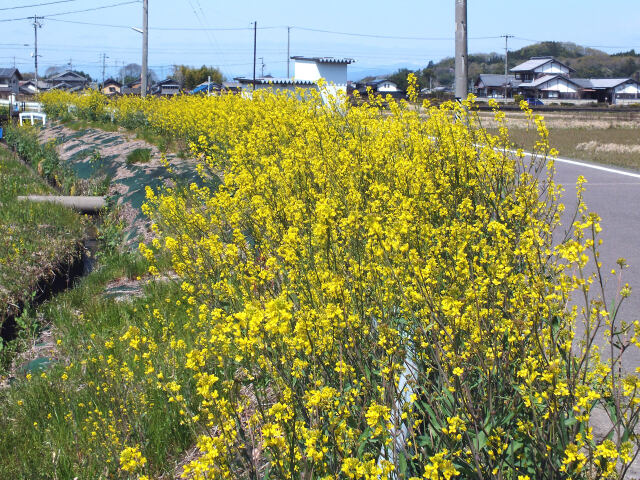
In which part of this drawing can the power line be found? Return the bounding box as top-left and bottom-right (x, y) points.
(0, 0), (77, 12)
(0, 0), (139, 22)
(44, 18), (133, 29)
(42, 17), (279, 31)
(291, 26), (500, 41)
(43, 1), (140, 18)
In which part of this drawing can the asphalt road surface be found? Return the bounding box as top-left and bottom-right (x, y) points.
(539, 154), (640, 478)
(550, 156), (640, 371)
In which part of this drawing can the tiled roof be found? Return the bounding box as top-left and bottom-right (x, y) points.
(510, 57), (554, 72)
(0, 68), (22, 80)
(518, 74), (581, 89)
(577, 78), (635, 89)
(511, 56), (574, 73)
(476, 74), (520, 88)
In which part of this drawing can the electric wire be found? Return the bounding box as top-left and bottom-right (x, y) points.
(0, 1), (139, 22)
(0, 0), (78, 12)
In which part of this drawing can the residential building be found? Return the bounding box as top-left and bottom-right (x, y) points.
(354, 78), (404, 98)
(573, 78), (640, 104)
(510, 56), (573, 83)
(474, 56), (640, 104)
(474, 74), (519, 98)
(102, 78), (122, 95)
(152, 78), (181, 96)
(517, 74), (583, 100)
(0, 68), (22, 99)
(47, 70), (89, 91)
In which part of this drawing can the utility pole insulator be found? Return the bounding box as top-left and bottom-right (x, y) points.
(454, 0), (468, 100)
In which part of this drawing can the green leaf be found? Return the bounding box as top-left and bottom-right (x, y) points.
(398, 451), (408, 476)
(473, 430), (487, 451)
(357, 429), (372, 457)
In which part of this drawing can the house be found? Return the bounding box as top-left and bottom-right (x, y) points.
(152, 78), (181, 96)
(573, 78), (640, 104)
(510, 56), (574, 83)
(102, 78), (122, 95)
(0, 68), (22, 99)
(236, 56), (354, 102)
(355, 78), (404, 98)
(516, 74), (583, 100)
(474, 74), (519, 98)
(474, 56), (640, 104)
(47, 70), (89, 91)
(121, 80), (141, 95)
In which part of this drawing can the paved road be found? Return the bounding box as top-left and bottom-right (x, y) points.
(541, 156), (640, 478)
(550, 156), (640, 371)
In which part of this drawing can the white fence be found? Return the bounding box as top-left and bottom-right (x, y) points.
(0, 99), (43, 112)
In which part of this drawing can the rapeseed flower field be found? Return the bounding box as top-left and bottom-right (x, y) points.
(5, 79), (637, 479)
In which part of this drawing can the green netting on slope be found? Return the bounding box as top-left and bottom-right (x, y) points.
(43, 125), (218, 243)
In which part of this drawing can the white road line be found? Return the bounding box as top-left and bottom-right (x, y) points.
(522, 150), (640, 179)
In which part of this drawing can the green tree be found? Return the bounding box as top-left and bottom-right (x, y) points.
(171, 65), (224, 90)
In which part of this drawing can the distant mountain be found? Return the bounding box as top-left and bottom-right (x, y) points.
(367, 41), (640, 90)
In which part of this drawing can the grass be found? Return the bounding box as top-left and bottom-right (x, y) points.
(62, 117), (190, 157)
(1, 123), (201, 478)
(64, 118), (119, 133)
(477, 109), (640, 170)
(0, 146), (85, 330)
(499, 127), (640, 171)
(0, 249), (201, 479)
(125, 147), (152, 165)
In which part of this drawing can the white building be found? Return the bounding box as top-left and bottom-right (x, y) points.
(508, 56), (640, 104)
(511, 56), (573, 83)
(518, 74), (582, 99)
(236, 56), (354, 102)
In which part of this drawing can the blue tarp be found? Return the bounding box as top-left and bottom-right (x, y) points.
(190, 83), (220, 95)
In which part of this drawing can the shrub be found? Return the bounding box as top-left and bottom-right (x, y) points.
(43, 80), (640, 479)
(126, 148), (152, 165)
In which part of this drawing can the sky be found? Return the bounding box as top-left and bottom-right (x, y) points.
(1, 0), (639, 82)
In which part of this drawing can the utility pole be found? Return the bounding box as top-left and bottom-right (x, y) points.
(501, 34), (514, 99)
(454, 0), (467, 100)
(101, 53), (109, 89)
(287, 26), (291, 77)
(32, 15), (42, 92)
(252, 21), (257, 91)
(141, 0), (148, 97)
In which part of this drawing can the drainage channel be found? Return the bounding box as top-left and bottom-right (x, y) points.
(0, 223), (99, 361)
